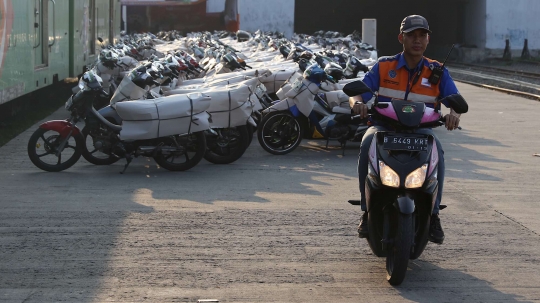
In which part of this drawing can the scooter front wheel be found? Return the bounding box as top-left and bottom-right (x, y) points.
(27, 128), (84, 172)
(386, 213), (413, 286)
(153, 132), (206, 171)
(257, 111), (302, 155)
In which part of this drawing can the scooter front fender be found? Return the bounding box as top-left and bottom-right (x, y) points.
(394, 195), (415, 215)
(39, 120), (81, 138)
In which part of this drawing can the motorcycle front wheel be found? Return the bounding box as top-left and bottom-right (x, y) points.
(153, 132), (206, 171)
(204, 126), (249, 164)
(386, 213), (413, 286)
(27, 128), (84, 172)
(257, 111), (303, 155)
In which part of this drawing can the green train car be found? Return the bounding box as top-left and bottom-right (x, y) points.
(0, 0), (121, 107)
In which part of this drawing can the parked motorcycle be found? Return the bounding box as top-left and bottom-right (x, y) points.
(28, 70), (211, 173)
(342, 80), (468, 285)
(101, 65), (261, 165)
(257, 64), (368, 155)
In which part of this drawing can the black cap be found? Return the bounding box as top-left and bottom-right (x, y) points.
(400, 15), (432, 34)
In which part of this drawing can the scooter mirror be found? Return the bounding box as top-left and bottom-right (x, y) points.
(442, 94), (469, 114)
(342, 80), (373, 97)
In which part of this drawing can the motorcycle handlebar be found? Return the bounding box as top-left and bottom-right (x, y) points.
(350, 112), (462, 130)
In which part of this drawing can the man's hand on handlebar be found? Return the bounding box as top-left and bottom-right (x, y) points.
(444, 114), (460, 130)
(351, 100), (369, 119)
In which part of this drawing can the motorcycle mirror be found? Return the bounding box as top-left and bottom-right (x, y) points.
(342, 80), (373, 97)
(442, 94), (469, 114)
(97, 37), (103, 43)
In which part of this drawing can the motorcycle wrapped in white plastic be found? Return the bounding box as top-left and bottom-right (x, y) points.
(27, 69), (212, 173)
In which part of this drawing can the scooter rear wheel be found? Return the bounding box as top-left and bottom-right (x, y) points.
(386, 213), (413, 286)
(81, 126), (120, 165)
(257, 111), (302, 155)
(204, 126), (249, 164)
(153, 132), (206, 171)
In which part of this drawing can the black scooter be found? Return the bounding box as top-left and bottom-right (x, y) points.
(343, 80), (468, 285)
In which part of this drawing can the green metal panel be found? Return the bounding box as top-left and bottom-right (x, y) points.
(0, 1), (31, 104)
(0, 0), (120, 105)
(32, 0), (71, 89)
(71, 0), (121, 77)
(1, 0), (69, 103)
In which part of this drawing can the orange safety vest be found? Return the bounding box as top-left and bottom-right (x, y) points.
(377, 56), (441, 104)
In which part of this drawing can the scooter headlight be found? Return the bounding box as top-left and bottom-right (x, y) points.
(379, 161), (400, 188)
(405, 164), (428, 189)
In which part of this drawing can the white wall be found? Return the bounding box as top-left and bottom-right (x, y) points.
(206, 0), (294, 38)
(486, 0), (540, 49)
(206, 0), (225, 13)
(238, 0), (294, 38)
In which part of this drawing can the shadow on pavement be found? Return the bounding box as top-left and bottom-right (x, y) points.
(397, 260), (534, 303)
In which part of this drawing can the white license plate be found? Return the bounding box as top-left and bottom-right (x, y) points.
(383, 135), (428, 151)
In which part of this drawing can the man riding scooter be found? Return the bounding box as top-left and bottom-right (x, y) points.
(349, 15), (464, 244)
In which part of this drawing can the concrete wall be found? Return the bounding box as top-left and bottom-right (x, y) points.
(485, 0), (540, 50)
(206, 0), (294, 38)
(294, 0), (470, 61)
(463, 0), (486, 48)
(238, 0), (294, 38)
(206, 0), (224, 13)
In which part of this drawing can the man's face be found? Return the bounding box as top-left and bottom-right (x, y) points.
(400, 29), (429, 56)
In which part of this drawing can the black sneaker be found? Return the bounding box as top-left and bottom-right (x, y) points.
(428, 214), (445, 244)
(357, 212), (369, 238)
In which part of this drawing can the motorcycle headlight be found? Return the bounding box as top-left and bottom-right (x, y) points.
(405, 164), (428, 189)
(379, 161), (400, 188)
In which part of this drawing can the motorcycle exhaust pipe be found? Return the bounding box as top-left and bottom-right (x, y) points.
(138, 146), (184, 154)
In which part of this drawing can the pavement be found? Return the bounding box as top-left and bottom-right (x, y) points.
(1, 82), (539, 302)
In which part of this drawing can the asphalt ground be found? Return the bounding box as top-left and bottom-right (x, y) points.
(1, 82), (540, 302)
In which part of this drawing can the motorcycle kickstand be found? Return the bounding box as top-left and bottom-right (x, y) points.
(325, 138), (330, 149)
(341, 141), (347, 156)
(120, 155), (133, 174)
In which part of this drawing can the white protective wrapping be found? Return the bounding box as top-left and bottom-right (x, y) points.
(275, 72), (302, 100)
(115, 93), (211, 140)
(264, 78), (321, 117)
(110, 75), (146, 106)
(165, 75), (254, 96)
(175, 68), (270, 88)
(275, 83), (292, 100)
(118, 56), (139, 70)
(204, 83), (254, 128)
(322, 90), (350, 111)
(258, 69), (299, 94)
